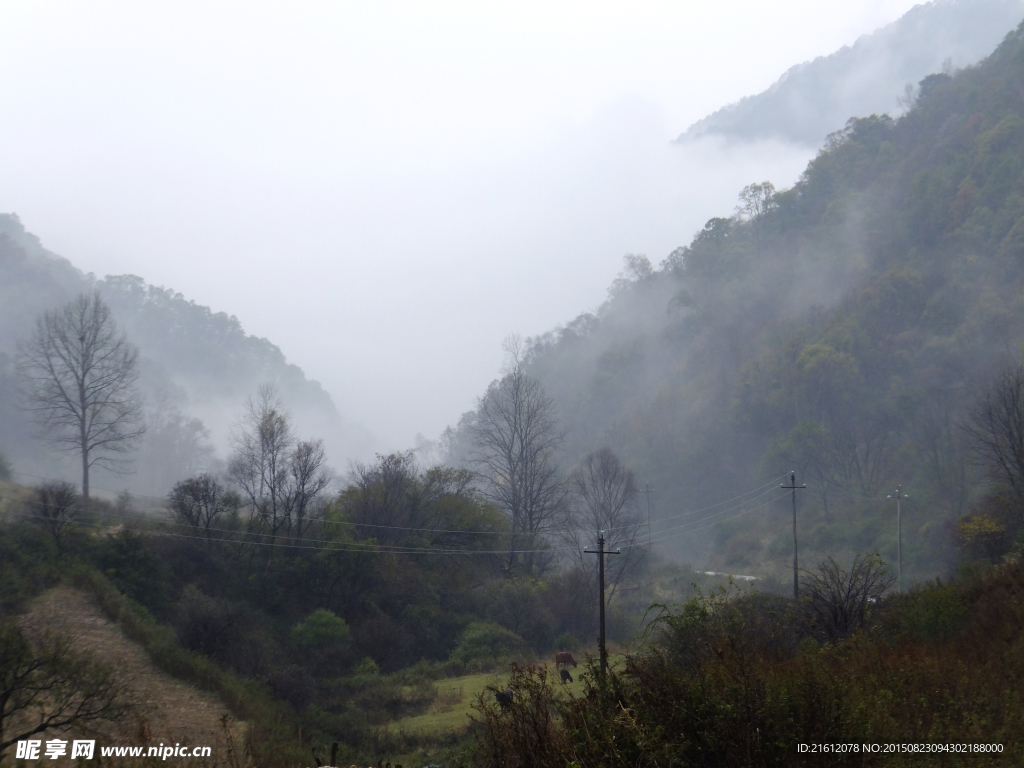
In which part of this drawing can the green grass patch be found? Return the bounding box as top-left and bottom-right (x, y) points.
(387, 660), (592, 737)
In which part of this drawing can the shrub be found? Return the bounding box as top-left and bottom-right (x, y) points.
(291, 608), (351, 650)
(449, 621), (527, 666)
(473, 664), (570, 768)
(552, 632), (579, 652)
(292, 608), (352, 677)
(96, 530), (169, 615)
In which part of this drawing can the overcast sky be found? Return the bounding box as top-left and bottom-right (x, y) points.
(0, 1), (927, 455)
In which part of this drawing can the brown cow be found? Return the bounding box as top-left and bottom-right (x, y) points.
(555, 651), (577, 668)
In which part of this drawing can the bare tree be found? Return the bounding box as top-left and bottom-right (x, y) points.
(167, 474), (240, 540)
(228, 385), (330, 543)
(229, 385), (295, 540)
(801, 554), (894, 640)
(472, 337), (568, 575)
(17, 293), (145, 499)
(566, 448), (644, 602)
(965, 364), (1024, 513)
(289, 438), (330, 540)
(819, 417), (897, 501)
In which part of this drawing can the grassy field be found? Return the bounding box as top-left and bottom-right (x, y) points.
(379, 661), (592, 767)
(389, 662), (588, 737)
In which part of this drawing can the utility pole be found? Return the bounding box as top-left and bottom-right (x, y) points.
(887, 486), (908, 591)
(781, 471), (806, 601)
(585, 530), (620, 675)
(643, 483), (654, 551)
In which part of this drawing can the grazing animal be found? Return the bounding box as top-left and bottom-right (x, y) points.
(559, 669), (573, 684)
(555, 651), (577, 668)
(495, 689), (514, 710)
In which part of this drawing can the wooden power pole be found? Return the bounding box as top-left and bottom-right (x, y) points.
(586, 530), (620, 675)
(887, 486), (908, 591)
(643, 483), (654, 551)
(781, 472), (806, 600)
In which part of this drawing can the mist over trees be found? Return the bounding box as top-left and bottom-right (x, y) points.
(565, 448), (645, 603)
(679, 0), (1024, 146)
(5, 10), (1024, 768)
(228, 385), (331, 545)
(16, 293), (145, 499)
(0, 215), (370, 497)
(436, 19), (1024, 584)
(470, 339), (568, 577)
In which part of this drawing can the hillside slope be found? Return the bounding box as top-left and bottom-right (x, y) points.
(679, 0), (1024, 146)
(499, 19), (1024, 580)
(21, 586), (238, 754)
(0, 215), (372, 494)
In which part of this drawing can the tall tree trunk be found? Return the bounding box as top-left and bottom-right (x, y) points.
(81, 445), (90, 500)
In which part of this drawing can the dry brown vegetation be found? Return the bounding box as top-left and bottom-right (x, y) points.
(16, 587), (240, 757)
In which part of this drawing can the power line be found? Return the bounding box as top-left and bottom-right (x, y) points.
(13, 488), (790, 558)
(638, 483), (787, 538)
(13, 510), (577, 556)
(10, 469), (789, 541)
(12, 499), (536, 551)
(7, 471), (794, 554)
(603, 473), (787, 532)
(646, 490), (791, 545)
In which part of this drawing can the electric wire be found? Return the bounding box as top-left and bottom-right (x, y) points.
(8, 470), (792, 554)
(13, 509), (577, 556)
(13, 486), (790, 558)
(648, 490), (791, 544)
(605, 473), (788, 532)
(641, 483), (789, 538)
(9, 468), (789, 539)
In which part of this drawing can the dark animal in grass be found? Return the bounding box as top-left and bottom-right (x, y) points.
(555, 651), (577, 668)
(559, 669), (573, 684)
(495, 690), (514, 710)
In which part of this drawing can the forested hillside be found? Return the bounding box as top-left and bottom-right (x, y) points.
(463, 19), (1024, 583)
(6, 12), (1024, 768)
(0, 215), (371, 494)
(680, 0), (1024, 146)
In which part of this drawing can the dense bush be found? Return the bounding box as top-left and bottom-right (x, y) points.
(474, 563), (1024, 766)
(95, 529), (169, 614)
(449, 621), (528, 666)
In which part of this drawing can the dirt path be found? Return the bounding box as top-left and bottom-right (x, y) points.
(22, 586), (239, 755)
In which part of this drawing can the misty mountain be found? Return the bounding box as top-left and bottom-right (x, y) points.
(678, 0), (1024, 146)
(0, 214), (372, 494)
(456, 19), (1024, 580)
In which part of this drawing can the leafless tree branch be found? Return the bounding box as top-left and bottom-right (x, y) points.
(16, 293), (145, 498)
